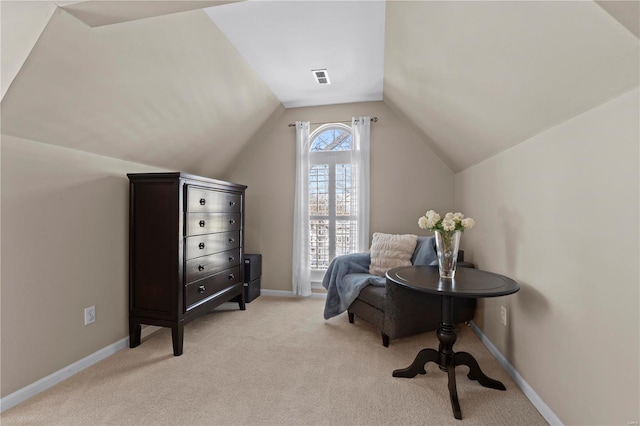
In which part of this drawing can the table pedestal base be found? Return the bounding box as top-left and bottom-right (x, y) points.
(392, 296), (506, 420)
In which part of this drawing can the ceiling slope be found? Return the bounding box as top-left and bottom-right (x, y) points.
(0, 1), (240, 100)
(61, 0), (241, 27)
(384, 1), (640, 172)
(0, 1), (77, 100)
(0, 6), (283, 178)
(595, 0), (640, 38)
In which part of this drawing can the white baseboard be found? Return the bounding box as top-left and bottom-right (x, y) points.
(0, 325), (161, 413)
(469, 321), (563, 426)
(1, 337), (128, 413)
(261, 289), (326, 299)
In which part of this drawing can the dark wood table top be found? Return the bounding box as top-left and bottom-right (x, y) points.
(386, 265), (519, 298)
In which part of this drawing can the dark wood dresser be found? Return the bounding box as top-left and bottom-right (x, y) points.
(127, 172), (247, 356)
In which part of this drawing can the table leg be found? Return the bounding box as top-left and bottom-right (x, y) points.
(392, 295), (505, 420)
(454, 351), (506, 390)
(439, 295), (462, 419)
(392, 348), (439, 377)
(447, 361), (462, 420)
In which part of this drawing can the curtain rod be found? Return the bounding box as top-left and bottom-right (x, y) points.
(287, 117), (378, 128)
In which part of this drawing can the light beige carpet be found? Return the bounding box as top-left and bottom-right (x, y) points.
(1, 296), (547, 425)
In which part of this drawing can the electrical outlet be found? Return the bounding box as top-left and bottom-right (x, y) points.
(84, 306), (96, 325)
(500, 306), (507, 326)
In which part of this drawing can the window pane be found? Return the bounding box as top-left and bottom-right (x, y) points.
(336, 163), (352, 216)
(310, 128), (352, 152)
(306, 124), (360, 272)
(336, 220), (357, 257)
(309, 164), (329, 216)
(310, 220), (330, 269)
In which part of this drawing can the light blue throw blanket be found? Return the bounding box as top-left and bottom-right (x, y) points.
(322, 236), (438, 319)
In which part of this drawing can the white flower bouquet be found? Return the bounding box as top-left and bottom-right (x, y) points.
(418, 210), (475, 278)
(418, 210), (475, 233)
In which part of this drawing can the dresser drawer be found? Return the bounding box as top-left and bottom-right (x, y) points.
(185, 231), (240, 260)
(185, 249), (241, 284)
(186, 212), (241, 236)
(187, 186), (241, 213)
(185, 266), (241, 311)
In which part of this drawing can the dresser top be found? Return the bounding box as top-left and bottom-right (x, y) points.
(127, 172), (247, 191)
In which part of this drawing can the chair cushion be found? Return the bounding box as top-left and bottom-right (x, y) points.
(369, 232), (418, 276)
(357, 285), (385, 311)
(411, 236), (438, 265)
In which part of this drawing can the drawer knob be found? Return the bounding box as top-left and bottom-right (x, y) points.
(199, 242), (205, 249)
(199, 220), (206, 227)
(229, 219), (236, 224)
(198, 285), (206, 293)
(228, 256), (235, 262)
(229, 201), (236, 206)
(198, 265), (205, 271)
(228, 273), (235, 280)
(199, 198), (206, 206)
(228, 238), (235, 243)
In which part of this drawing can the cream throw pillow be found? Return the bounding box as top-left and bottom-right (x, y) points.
(369, 232), (418, 277)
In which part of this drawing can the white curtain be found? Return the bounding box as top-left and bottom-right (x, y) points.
(292, 121), (312, 296)
(351, 117), (371, 252)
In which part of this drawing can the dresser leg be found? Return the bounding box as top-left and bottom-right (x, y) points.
(237, 295), (246, 311)
(171, 324), (184, 356)
(129, 320), (141, 348)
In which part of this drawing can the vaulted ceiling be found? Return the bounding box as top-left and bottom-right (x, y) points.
(1, 1), (638, 176)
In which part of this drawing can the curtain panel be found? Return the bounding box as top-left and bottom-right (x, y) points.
(351, 116), (371, 253)
(292, 121), (312, 296)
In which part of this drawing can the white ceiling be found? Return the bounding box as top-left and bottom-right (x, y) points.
(1, 0), (638, 177)
(205, 1), (386, 108)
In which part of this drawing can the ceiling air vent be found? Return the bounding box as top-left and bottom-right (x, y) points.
(312, 69), (331, 85)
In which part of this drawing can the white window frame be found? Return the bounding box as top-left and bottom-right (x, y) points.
(308, 123), (355, 286)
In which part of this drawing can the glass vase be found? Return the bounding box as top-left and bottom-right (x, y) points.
(434, 230), (462, 278)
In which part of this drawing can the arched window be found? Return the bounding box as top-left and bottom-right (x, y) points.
(308, 124), (357, 270)
(292, 117), (370, 296)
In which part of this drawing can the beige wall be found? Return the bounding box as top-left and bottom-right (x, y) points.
(228, 101), (454, 292)
(455, 88), (639, 425)
(0, 135), (166, 397)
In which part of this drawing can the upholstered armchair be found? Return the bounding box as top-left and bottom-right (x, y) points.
(346, 236), (476, 346)
(348, 271), (476, 346)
